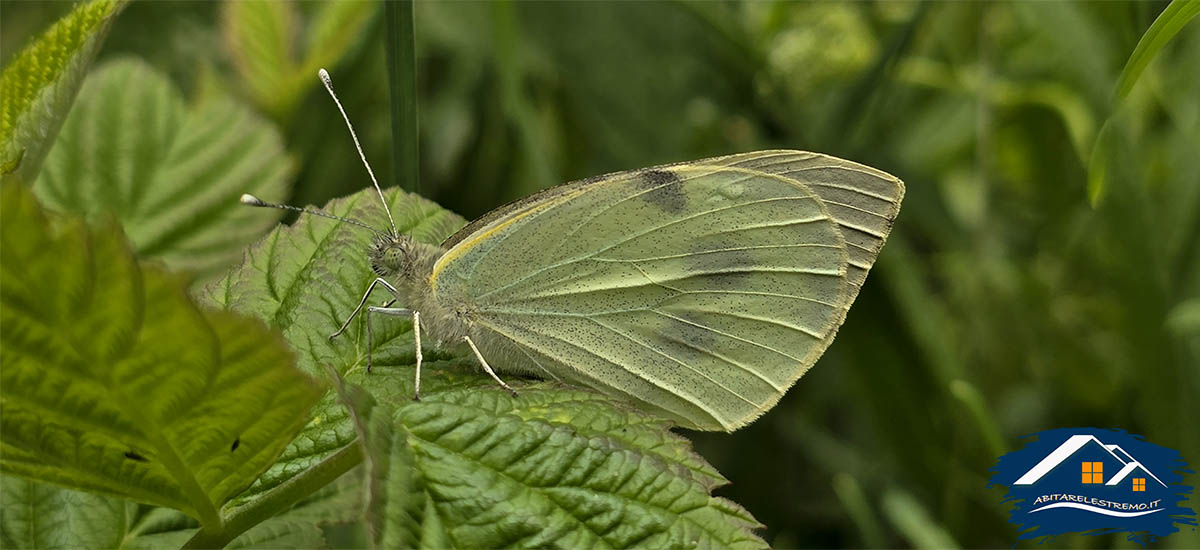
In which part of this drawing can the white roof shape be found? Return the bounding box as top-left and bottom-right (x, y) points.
(1106, 456), (1168, 488)
(1105, 444), (1135, 464)
(1013, 434), (1165, 487)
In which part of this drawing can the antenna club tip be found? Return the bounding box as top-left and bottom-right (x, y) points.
(318, 68), (331, 84)
(239, 193), (267, 207)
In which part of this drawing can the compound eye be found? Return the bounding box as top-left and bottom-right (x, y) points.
(384, 247), (405, 271)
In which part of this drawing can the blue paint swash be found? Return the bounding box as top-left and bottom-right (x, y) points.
(990, 427), (1196, 545)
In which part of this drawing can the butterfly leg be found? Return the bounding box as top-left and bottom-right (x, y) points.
(330, 277), (402, 341)
(412, 311), (422, 400)
(463, 335), (519, 397)
(362, 307), (425, 400)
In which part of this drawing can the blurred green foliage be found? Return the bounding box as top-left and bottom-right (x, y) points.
(3, 1), (1197, 547)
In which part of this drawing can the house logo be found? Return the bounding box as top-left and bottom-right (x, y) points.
(990, 427), (1196, 545)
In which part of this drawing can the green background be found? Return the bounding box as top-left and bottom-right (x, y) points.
(3, 1), (1197, 548)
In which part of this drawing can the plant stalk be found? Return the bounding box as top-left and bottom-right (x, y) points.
(181, 443), (364, 549)
(384, 0), (419, 194)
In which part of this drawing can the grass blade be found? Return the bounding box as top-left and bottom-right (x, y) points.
(1114, 0), (1200, 101)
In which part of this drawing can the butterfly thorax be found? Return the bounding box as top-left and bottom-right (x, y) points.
(369, 234), (472, 345)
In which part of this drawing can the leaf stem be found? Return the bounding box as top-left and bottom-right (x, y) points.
(384, 0), (419, 194)
(180, 443), (364, 549)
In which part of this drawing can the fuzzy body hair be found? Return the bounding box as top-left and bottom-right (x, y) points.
(380, 237), (541, 380)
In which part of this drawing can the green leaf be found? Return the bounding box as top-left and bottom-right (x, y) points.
(32, 58), (294, 279)
(127, 515), (328, 549)
(347, 373), (765, 549)
(335, 382), (425, 548)
(0, 473), (132, 549)
(208, 187), (467, 510)
(1114, 0), (1200, 101)
(303, 1), (380, 79)
(0, 184), (323, 529)
(221, 0), (376, 122)
(0, 0), (123, 183)
(209, 186), (764, 548)
(276, 464), (367, 528)
(221, 0), (298, 122)
(0, 472), (346, 550)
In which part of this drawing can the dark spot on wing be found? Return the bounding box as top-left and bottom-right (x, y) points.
(639, 169), (686, 213)
(124, 451), (148, 462)
(231, 437), (240, 452)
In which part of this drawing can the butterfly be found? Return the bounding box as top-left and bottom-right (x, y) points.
(243, 70), (903, 432)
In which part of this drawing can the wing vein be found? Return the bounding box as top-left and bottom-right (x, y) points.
(821, 199), (895, 219)
(653, 310), (807, 363)
(544, 166), (727, 250)
(657, 332), (786, 393)
(473, 196), (822, 302)
(707, 217), (830, 236)
(472, 323), (567, 383)
(594, 243), (841, 263)
(475, 317), (731, 427)
(721, 156), (900, 200)
(589, 317), (764, 410)
(802, 181), (898, 202)
(835, 221), (887, 239)
(490, 264), (842, 307)
(489, 287), (842, 316)
(657, 308), (825, 339)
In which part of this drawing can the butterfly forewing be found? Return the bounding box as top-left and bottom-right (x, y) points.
(707, 151), (904, 288)
(431, 150), (902, 431)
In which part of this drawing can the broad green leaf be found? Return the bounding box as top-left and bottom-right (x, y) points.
(1114, 0), (1200, 101)
(33, 58), (293, 279)
(127, 517), (327, 550)
(0, 472), (346, 549)
(209, 187), (468, 508)
(304, 1), (380, 80)
(222, 0), (376, 122)
(277, 465), (367, 528)
(0, 473), (132, 549)
(209, 186), (764, 547)
(0, 184), (323, 528)
(336, 383), (426, 549)
(345, 372), (765, 549)
(0, 0), (123, 183)
(221, 0), (298, 122)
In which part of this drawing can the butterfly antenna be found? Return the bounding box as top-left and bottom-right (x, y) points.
(319, 68), (399, 237)
(240, 194), (388, 238)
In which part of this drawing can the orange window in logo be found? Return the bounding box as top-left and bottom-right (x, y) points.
(1081, 461), (1103, 484)
(1133, 478), (1146, 492)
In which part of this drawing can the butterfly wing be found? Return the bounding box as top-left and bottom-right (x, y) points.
(432, 150), (903, 431)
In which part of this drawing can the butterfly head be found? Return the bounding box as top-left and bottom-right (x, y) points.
(369, 233), (414, 277)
